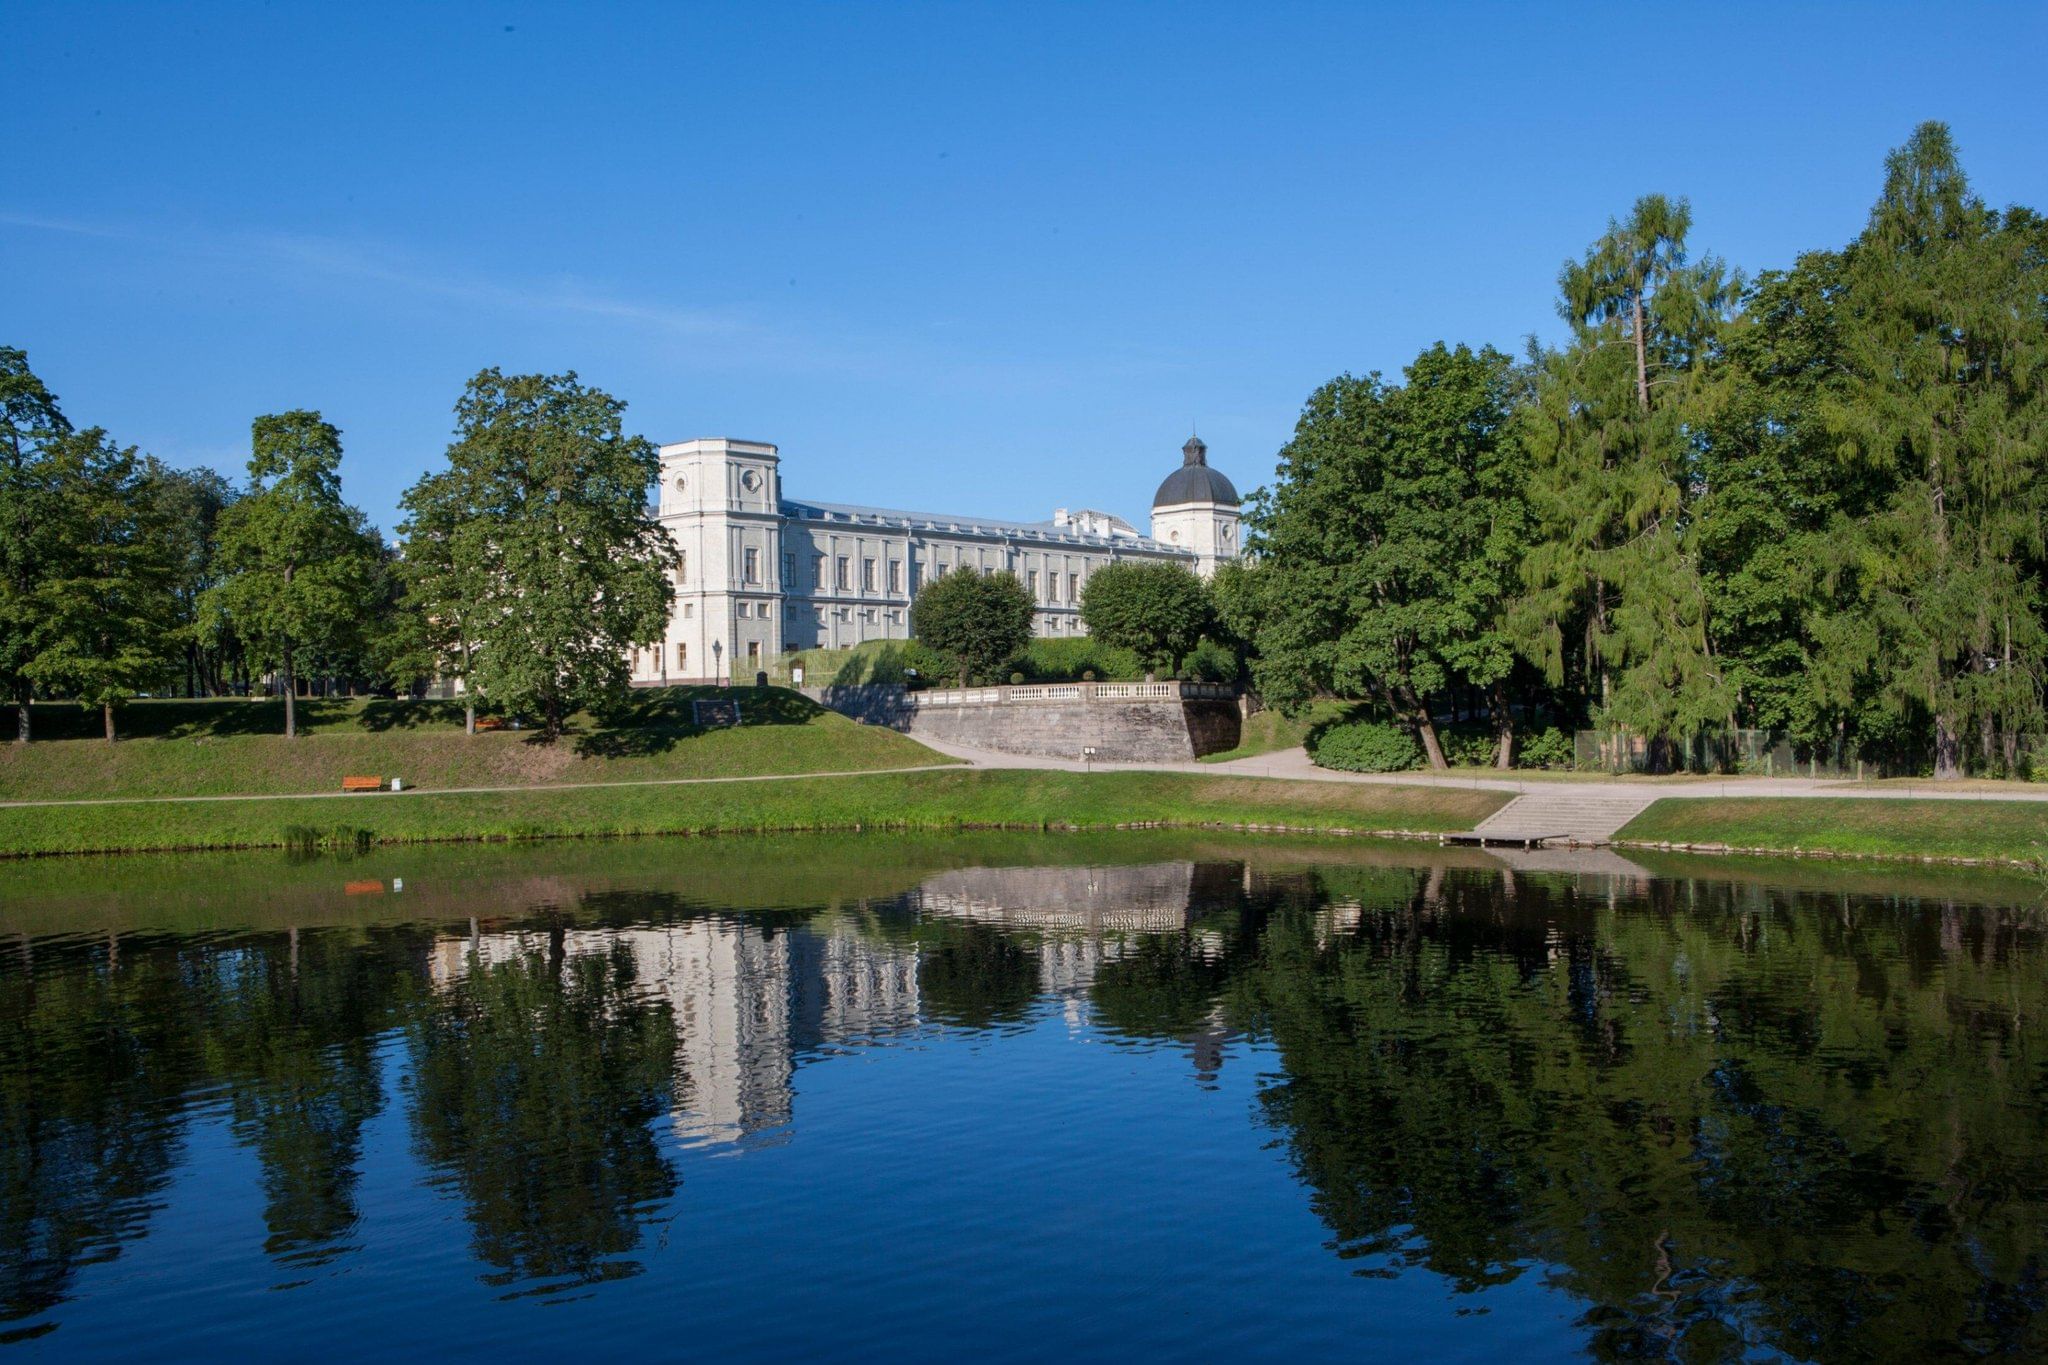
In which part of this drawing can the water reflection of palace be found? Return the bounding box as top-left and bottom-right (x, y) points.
(427, 860), (1238, 1144)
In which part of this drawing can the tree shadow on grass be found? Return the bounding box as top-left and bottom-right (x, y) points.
(570, 685), (826, 760)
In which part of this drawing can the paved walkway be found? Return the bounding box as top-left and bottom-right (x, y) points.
(1, 735), (2043, 826)
(914, 735), (2048, 803)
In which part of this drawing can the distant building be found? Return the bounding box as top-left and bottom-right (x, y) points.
(632, 435), (1241, 684)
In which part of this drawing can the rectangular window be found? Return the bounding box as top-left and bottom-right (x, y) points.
(862, 557), (876, 591)
(909, 563), (921, 592)
(676, 642), (688, 671)
(813, 554), (826, 588)
(1068, 572), (1080, 602)
(744, 548), (760, 584)
(889, 560), (903, 593)
(684, 602), (694, 619)
(1026, 569), (1039, 599)
(836, 556), (850, 590)
(783, 552), (795, 584)
(746, 642), (760, 666)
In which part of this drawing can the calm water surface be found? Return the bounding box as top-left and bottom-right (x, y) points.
(2, 835), (2045, 1361)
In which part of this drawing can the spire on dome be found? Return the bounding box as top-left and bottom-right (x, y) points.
(1182, 433), (1207, 467)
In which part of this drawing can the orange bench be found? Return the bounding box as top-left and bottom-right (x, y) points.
(341, 775), (384, 793)
(474, 716), (506, 732)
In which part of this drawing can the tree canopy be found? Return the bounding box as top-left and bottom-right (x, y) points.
(1078, 561), (1211, 676)
(908, 568), (1036, 686)
(1244, 343), (1527, 768)
(202, 412), (381, 738)
(405, 369), (676, 738)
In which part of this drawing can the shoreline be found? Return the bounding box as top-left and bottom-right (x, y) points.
(0, 766), (2041, 872)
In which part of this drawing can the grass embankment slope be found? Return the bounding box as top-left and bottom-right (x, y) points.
(0, 769), (1508, 857)
(1620, 797), (2048, 866)
(0, 688), (947, 801)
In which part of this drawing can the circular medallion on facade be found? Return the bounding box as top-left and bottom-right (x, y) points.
(674, 474), (688, 492)
(741, 469), (762, 492)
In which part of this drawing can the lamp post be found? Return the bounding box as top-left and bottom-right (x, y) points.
(712, 639), (723, 687)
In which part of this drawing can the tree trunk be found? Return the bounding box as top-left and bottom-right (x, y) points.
(1631, 293), (1650, 412)
(1490, 684), (1514, 769)
(1406, 689), (1448, 770)
(14, 683), (28, 744)
(282, 642), (297, 739)
(104, 701), (116, 743)
(462, 640), (475, 735)
(1933, 711), (1960, 781)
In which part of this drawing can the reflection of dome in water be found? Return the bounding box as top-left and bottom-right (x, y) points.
(1151, 435), (1239, 508)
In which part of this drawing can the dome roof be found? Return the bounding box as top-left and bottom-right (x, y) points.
(1152, 434), (1239, 508)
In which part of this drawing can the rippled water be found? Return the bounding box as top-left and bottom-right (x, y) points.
(2, 834), (2044, 1361)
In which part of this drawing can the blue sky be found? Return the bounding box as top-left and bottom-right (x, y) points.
(7, 2), (2046, 534)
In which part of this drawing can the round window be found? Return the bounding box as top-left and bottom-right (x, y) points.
(1169, 529), (1181, 543)
(673, 474), (687, 492)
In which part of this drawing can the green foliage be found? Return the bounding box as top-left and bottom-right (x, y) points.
(1308, 718), (1423, 773)
(1517, 194), (1741, 741)
(202, 411), (381, 738)
(0, 346), (72, 742)
(1078, 561), (1212, 673)
(410, 370), (677, 739)
(1007, 636), (1145, 683)
(1811, 123), (2048, 778)
(1246, 343), (1526, 768)
(908, 569), (1035, 685)
(1179, 636), (1238, 683)
(22, 429), (180, 737)
(1514, 726), (1574, 770)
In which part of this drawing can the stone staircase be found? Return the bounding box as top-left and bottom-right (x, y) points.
(1469, 789), (1661, 847)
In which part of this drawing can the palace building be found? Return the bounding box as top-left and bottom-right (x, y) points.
(633, 433), (1242, 684)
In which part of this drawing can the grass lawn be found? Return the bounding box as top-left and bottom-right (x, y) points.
(1199, 700), (1366, 763)
(0, 688), (949, 801)
(0, 768), (1509, 857)
(1618, 796), (2048, 866)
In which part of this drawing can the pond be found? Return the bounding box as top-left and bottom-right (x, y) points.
(2, 834), (2045, 1361)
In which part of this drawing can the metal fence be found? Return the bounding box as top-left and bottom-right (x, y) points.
(1574, 728), (2048, 779)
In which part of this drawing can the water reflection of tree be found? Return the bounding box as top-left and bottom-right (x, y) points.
(405, 932), (678, 1292)
(202, 929), (414, 1269)
(1226, 869), (2048, 1360)
(913, 922), (1040, 1031)
(0, 939), (204, 1339)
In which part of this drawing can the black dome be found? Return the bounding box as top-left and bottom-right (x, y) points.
(1152, 435), (1239, 508)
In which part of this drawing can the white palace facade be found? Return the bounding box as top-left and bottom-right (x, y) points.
(632, 434), (1242, 684)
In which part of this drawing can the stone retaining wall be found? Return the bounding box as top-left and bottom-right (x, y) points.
(807, 681), (1241, 763)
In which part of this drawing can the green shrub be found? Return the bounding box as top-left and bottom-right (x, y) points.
(1516, 727), (1574, 770)
(1005, 637), (1145, 683)
(1179, 637), (1238, 684)
(1309, 719), (1422, 773)
(1441, 724), (1498, 768)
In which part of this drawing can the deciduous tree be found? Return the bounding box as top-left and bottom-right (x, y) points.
(1245, 343), (1527, 769)
(25, 429), (179, 740)
(0, 347), (70, 742)
(1078, 561), (1211, 676)
(418, 370), (676, 739)
(203, 411), (378, 738)
(908, 568), (1035, 686)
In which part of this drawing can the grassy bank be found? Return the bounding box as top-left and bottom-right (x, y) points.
(0, 688), (947, 801)
(1619, 796), (2048, 867)
(0, 769), (1509, 857)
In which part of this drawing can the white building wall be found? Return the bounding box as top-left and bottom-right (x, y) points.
(631, 437), (1241, 681)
